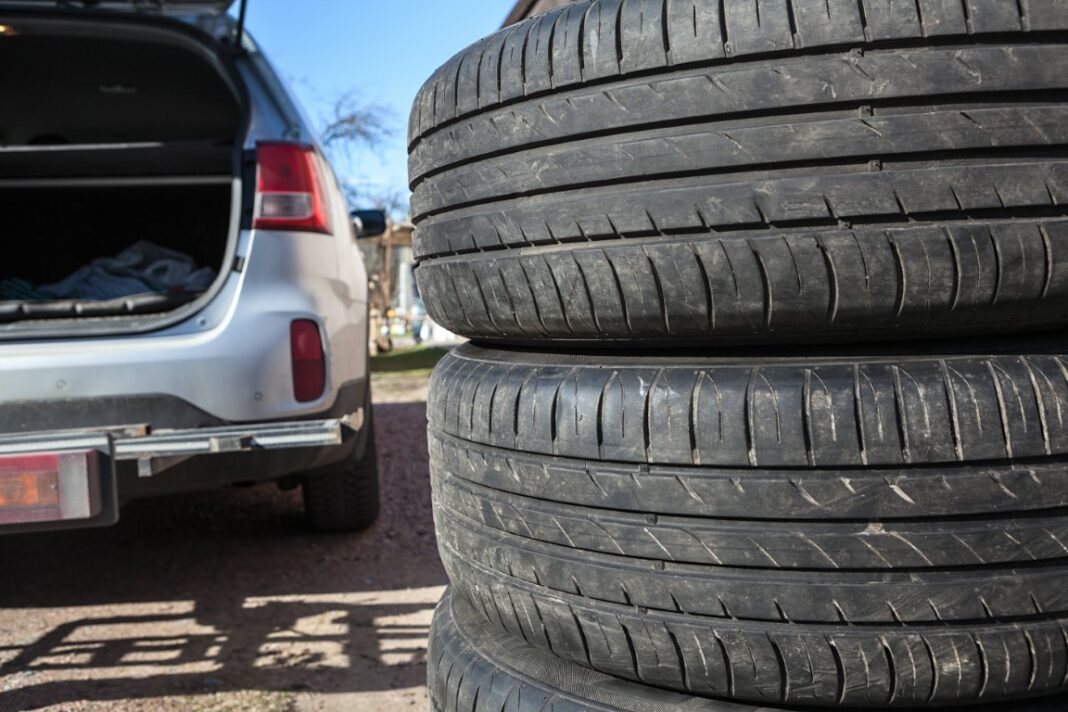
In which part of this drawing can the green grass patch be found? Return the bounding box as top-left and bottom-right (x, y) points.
(370, 345), (450, 374)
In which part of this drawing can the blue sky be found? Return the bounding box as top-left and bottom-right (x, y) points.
(243, 0), (514, 214)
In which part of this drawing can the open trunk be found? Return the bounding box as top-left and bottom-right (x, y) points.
(0, 10), (246, 333)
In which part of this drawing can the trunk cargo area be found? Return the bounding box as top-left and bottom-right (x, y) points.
(0, 11), (245, 328)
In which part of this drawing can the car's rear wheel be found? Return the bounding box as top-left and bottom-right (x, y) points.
(302, 406), (380, 532)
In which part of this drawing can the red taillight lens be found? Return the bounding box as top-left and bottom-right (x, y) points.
(290, 319), (326, 402)
(254, 142), (331, 234)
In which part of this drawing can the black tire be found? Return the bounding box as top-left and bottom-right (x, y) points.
(430, 343), (1068, 707)
(302, 408), (380, 532)
(430, 589), (1068, 712)
(429, 587), (786, 712)
(431, 342), (1068, 470)
(409, 0), (1068, 346)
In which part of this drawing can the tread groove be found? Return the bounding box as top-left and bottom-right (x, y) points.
(829, 638), (847, 704)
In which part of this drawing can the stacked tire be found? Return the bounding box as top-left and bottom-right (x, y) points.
(412, 2), (1068, 709)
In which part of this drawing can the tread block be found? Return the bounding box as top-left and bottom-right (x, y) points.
(583, 0), (626, 80)
(723, 0), (795, 55)
(665, 0), (727, 64)
(965, 0), (1023, 32)
(619, 0), (670, 73)
(861, 0), (922, 39)
(795, 0), (865, 45)
(550, 3), (588, 88)
(917, 0), (968, 35)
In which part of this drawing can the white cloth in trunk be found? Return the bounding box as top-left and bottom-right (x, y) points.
(39, 241), (215, 300)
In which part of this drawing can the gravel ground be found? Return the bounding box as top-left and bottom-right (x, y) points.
(0, 373), (444, 711)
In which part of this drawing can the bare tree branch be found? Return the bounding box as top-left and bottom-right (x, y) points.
(318, 91), (406, 218)
(320, 91), (393, 151)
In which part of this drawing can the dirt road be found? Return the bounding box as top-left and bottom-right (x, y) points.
(0, 374), (444, 711)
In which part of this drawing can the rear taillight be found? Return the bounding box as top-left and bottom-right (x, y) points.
(290, 319), (326, 402)
(254, 142), (331, 234)
(0, 452), (102, 525)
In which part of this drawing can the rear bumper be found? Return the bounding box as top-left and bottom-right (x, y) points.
(0, 378), (368, 434)
(0, 406), (365, 535)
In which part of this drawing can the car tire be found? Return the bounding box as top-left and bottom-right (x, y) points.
(302, 406), (380, 533)
(430, 588), (1068, 712)
(410, 0), (1068, 346)
(429, 587), (774, 712)
(429, 343), (1068, 707)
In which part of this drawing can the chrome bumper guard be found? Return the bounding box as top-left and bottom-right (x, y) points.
(0, 411), (360, 478)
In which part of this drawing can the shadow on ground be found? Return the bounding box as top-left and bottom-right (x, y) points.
(0, 400), (445, 710)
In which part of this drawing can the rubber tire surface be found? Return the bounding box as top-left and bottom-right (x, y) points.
(409, 0), (1068, 346)
(430, 343), (1068, 707)
(302, 408), (380, 532)
(430, 587), (796, 711)
(430, 589), (1068, 712)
